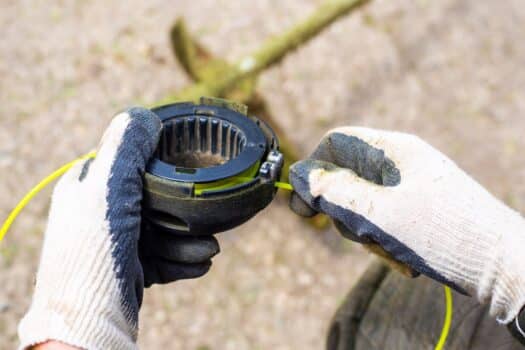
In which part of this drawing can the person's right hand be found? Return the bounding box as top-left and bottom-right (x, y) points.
(289, 127), (525, 328)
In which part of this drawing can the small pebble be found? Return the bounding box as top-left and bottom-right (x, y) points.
(0, 303), (10, 313)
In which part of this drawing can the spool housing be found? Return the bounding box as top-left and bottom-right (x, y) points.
(143, 98), (283, 236)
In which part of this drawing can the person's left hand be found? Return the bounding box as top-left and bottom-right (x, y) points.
(18, 107), (219, 350)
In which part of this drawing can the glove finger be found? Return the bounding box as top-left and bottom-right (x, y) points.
(334, 217), (418, 277)
(309, 131), (400, 187)
(83, 107), (162, 185)
(142, 258), (212, 287)
(289, 192), (318, 217)
(335, 216), (417, 277)
(140, 229), (220, 264)
(332, 218), (371, 243)
(363, 243), (419, 278)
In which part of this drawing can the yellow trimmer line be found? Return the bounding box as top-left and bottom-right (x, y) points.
(0, 152), (451, 350)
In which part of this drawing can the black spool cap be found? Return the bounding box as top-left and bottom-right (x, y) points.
(142, 98), (283, 236)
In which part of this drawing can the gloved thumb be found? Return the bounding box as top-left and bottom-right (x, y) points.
(290, 158), (387, 205)
(289, 159), (419, 277)
(289, 159), (393, 236)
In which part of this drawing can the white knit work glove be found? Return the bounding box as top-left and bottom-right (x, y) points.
(289, 127), (525, 329)
(18, 108), (219, 350)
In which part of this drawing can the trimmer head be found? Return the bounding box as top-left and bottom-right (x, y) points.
(143, 97), (283, 235)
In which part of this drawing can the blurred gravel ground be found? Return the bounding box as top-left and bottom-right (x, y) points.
(1, 0), (524, 349)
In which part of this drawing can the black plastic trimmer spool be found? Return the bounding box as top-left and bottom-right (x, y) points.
(142, 97), (284, 236)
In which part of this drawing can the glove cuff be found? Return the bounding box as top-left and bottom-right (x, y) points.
(18, 304), (137, 350)
(18, 220), (138, 350)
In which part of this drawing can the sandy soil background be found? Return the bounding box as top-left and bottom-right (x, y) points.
(1, 0), (524, 349)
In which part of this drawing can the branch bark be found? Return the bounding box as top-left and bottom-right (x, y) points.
(158, 0), (370, 104)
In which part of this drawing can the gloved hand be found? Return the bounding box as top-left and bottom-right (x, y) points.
(289, 127), (525, 327)
(18, 107), (219, 350)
